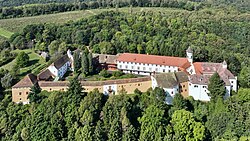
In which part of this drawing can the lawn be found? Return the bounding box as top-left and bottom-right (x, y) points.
(0, 28), (14, 38)
(0, 49), (46, 77)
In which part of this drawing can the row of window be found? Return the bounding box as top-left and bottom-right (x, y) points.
(120, 65), (177, 73)
(19, 92), (29, 95)
(193, 85), (207, 88)
(119, 62), (176, 68)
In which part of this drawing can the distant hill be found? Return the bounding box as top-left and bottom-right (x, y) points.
(0, 0), (250, 12)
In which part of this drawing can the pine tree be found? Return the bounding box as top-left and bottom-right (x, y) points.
(88, 53), (93, 75)
(94, 121), (105, 141)
(28, 83), (41, 103)
(208, 72), (226, 101)
(108, 118), (122, 141)
(82, 53), (89, 75)
(73, 50), (81, 73)
(67, 77), (83, 104)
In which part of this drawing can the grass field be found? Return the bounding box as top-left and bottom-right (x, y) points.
(0, 49), (46, 77)
(0, 28), (13, 38)
(0, 7), (186, 34)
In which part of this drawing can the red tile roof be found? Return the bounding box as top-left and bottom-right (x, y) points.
(191, 62), (235, 85)
(117, 53), (191, 69)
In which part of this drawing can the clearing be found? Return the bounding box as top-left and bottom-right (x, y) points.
(0, 28), (14, 38)
(0, 49), (46, 77)
(0, 7), (186, 34)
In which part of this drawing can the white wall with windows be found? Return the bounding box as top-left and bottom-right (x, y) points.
(103, 84), (117, 95)
(189, 82), (233, 101)
(188, 82), (210, 101)
(117, 61), (178, 75)
(229, 78), (237, 92)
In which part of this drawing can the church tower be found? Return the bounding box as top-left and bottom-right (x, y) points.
(222, 60), (227, 69)
(186, 46), (193, 63)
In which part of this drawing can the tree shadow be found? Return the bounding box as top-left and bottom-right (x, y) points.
(27, 59), (39, 67)
(19, 69), (32, 77)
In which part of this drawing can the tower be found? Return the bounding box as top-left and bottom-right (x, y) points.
(186, 46), (193, 63)
(222, 60), (227, 69)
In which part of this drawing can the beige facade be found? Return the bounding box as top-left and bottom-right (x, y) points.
(12, 87), (30, 104)
(180, 82), (189, 98)
(12, 77), (152, 104)
(117, 80), (152, 94)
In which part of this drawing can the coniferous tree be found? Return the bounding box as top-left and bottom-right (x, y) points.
(82, 53), (89, 75)
(28, 83), (41, 103)
(88, 53), (93, 75)
(208, 72), (226, 101)
(67, 76), (83, 104)
(94, 121), (105, 141)
(73, 50), (81, 73)
(108, 118), (122, 141)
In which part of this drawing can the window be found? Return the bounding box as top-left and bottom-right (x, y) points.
(149, 68), (152, 71)
(155, 68), (158, 71)
(231, 81), (234, 83)
(125, 65), (128, 69)
(138, 84), (140, 86)
(143, 67), (146, 70)
(194, 85), (198, 88)
(26, 92), (29, 95)
(137, 67), (140, 70)
(171, 91), (173, 94)
(20, 98), (22, 101)
(50, 88), (52, 91)
(163, 69), (165, 72)
(62, 88), (64, 91)
(183, 85), (185, 88)
(131, 66), (134, 69)
(19, 92), (22, 95)
(202, 86), (207, 88)
(119, 65), (122, 68)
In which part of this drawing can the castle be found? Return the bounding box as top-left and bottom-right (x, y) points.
(12, 47), (237, 104)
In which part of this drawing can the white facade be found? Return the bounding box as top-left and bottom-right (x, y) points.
(229, 77), (237, 92)
(151, 76), (179, 104)
(164, 86), (179, 104)
(48, 66), (58, 77)
(117, 61), (178, 76)
(188, 82), (232, 101)
(186, 51), (193, 63)
(103, 84), (118, 95)
(188, 82), (210, 101)
(48, 61), (70, 78)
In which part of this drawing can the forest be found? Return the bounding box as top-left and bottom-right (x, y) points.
(1, 76), (250, 140)
(0, 0), (250, 140)
(7, 10), (249, 77)
(1, 0), (250, 19)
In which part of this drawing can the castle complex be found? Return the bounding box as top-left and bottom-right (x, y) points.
(12, 47), (237, 104)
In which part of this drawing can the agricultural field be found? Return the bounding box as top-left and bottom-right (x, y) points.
(0, 7), (185, 34)
(0, 28), (13, 38)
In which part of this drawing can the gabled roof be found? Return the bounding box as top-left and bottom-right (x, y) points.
(191, 62), (236, 86)
(52, 55), (70, 69)
(175, 71), (189, 83)
(117, 53), (191, 69)
(38, 69), (55, 80)
(154, 73), (178, 88)
(93, 53), (118, 64)
(12, 74), (37, 88)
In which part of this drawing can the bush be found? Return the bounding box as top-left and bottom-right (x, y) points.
(112, 70), (123, 78)
(99, 69), (110, 78)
